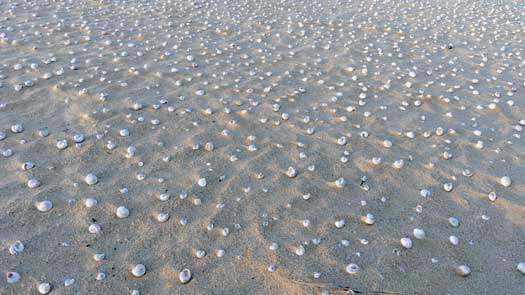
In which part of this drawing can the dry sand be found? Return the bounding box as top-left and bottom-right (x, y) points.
(1, 0), (525, 294)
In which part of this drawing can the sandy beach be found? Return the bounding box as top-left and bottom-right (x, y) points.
(1, 0), (524, 294)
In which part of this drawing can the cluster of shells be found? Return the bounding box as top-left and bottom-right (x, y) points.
(1, 0), (524, 294)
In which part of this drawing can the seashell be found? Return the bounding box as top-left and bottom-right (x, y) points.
(499, 176), (511, 187)
(38, 282), (52, 294)
(400, 237), (413, 249)
(94, 253), (105, 261)
(448, 217), (460, 227)
(455, 265), (471, 277)
(420, 188), (432, 197)
(36, 200), (53, 212)
(88, 223), (101, 234)
(286, 166), (297, 178)
(449, 235), (459, 245)
(27, 178), (41, 188)
(269, 242), (279, 250)
(294, 245), (305, 256)
(9, 240), (24, 255)
(157, 213), (169, 222)
(472, 139), (483, 149)
(413, 228), (425, 239)
(179, 268), (192, 284)
(393, 159), (404, 169)
(334, 219), (346, 228)
(334, 177), (346, 188)
(21, 161), (34, 171)
(131, 290), (140, 295)
(517, 262), (525, 274)
(345, 263), (360, 275)
(6, 272), (21, 283)
(96, 273), (106, 281)
(443, 183), (453, 192)
(10, 124), (24, 133)
(85, 198), (97, 208)
(2, 149), (13, 157)
(267, 264), (277, 272)
(360, 214), (375, 225)
(371, 157), (382, 165)
(198, 178), (207, 187)
(195, 250), (206, 258)
(131, 264), (146, 277)
(85, 174), (98, 185)
(159, 193), (170, 201)
(56, 139), (69, 150)
(337, 137), (347, 145)
(64, 278), (75, 286)
(488, 192), (497, 202)
(462, 169), (473, 177)
(73, 134), (85, 143)
(383, 140), (392, 148)
(120, 129), (130, 137)
(0, 131), (5, 140)
(216, 249), (225, 257)
(204, 142), (214, 151)
(116, 206), (130, 218)
(36, 129), (49, 137)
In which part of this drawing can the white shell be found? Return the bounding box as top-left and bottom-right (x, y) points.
(197, 178), (207, 187)
(38, 283), (52, 294)
(131, 290), (140, 295)
(27, 178), (41, 188)
(345, 263), (360, 274)
(294, 245), (305, 256)
(157, 213), (169, 222)
(372, 157), (382, 165)
(400, 237), (413, 249)
(443, 183), (454, 192)
(286, 166), (297, 178)
(449, 217), (460, 227)
(64, 278), (75, 286)
(420, 188), (432, 197)
(413, 228), (425, 239)
(56, 139), (69, 149)
(120, 129), (130, 137)
(94, 253), (105, 261)
(195, 250), (206, 258)
(334, 219), (346, 228)
(36, 200), (53, 212)
(131, 264), (146, 277)
(360, 214), (375, 225)
(179, 268), (192, 284)
(216, 249), (225, 257)
(85, 174), (98, 185)
(11, 124), (24, 133)
(88, 223), (101, 234)
(500, 176), (511, 187)
(9, 241), (24, 255)
(334, 177), (346, 188)
(449, 235), (459, 245)
(456, 265), (471, 277)
(488, 192), (497, 202)
(517, 262), (525, 274)
(6, 272), (21, 283)
(85, 198), (98, 208)
(393, 159), (404, 169)
(116, 206), (130, 218)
